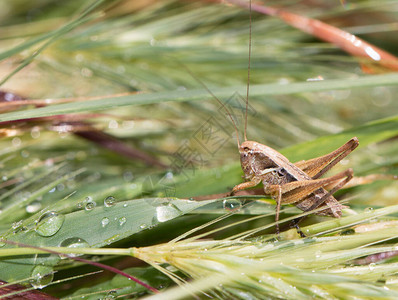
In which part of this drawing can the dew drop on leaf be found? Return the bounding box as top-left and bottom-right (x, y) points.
(155, 203), (182, 222)
(30, 265), (54, 289)
(364, 207), (374, 213)
(26, 201), (42, 213)
(101, 217), (110, 227)
(12, 220), (23, 230)
(30, 126), (41, 139)
(222, 199), (242, 211)
(59, 237), (89, 258)
(35, 212), (65, 237)
(104, 196), (116, 207)
(85, 201), (96, 211)
(104, 290), (117, 299)
(118, 217), (127, 226)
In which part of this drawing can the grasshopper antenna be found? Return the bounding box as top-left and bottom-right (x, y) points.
(244, 0), (252, 141)
(177, 61), (241, 147)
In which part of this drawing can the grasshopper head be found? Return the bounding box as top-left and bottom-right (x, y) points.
(239, 140), (279, 179)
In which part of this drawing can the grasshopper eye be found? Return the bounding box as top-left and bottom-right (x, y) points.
(277, 168), (287, 176)
(243, 147), (250, 151)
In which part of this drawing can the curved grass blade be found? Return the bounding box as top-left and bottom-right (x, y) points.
(0, 72), (397, 122)
(282, 114), (398, 161)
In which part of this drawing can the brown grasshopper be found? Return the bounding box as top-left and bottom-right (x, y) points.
(231, 137), (358, 233)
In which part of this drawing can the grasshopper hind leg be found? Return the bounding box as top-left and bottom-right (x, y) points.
(290, 168), (354, 236)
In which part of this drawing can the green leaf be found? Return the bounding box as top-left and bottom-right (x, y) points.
(0, 197), (214, 281)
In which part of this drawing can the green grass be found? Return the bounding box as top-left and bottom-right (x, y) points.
(0, 0), (398, 298)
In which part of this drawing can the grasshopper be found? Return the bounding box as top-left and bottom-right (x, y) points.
(231, 137), (358, 233)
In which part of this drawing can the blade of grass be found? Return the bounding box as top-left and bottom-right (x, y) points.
(0, 72), (397, 122)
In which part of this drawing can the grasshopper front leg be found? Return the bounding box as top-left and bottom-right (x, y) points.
(231, 177), (261, 195)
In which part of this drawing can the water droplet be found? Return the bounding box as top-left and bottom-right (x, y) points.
(56, 183), (65, 191)
(85, 201), (96, 211)
(139, 223), (148, 229)
(59, 237), (89, 258)
(369, 263), (376, 270)
(118, 217), (127, 226)
(364, 207), (374, 213)
(223, 199), (242, 211)
(101, 217), (110, 227)
(75, 53), (84, 62)
(123, 203), (128, 208)
(104, 196), (116, 207)
(30, 265), (54, 288)
(81, 67), (93, 77)
(104, 290), (117, 299)
(12, 137), (21, 147)
(123, 171), (133, 181)
(35, 212), (65, 237)
(156, 203), (182, 222)
(15, 226), (29, 234)
(12, 220), (23, 233)
(104, 234), (120, 245)
(21, 150), (29, 158)
(30, 126), (41, 139)
(26, 201), (42, 213)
